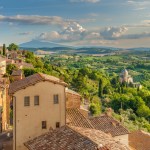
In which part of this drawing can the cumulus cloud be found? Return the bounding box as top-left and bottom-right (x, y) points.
(3, 14), (149, 45)
(70, 0), (100, 3)
(37, 22), (88, 42)
(100, 26), (128, 40)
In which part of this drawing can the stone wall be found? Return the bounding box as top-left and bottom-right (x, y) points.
(129, 130), (150, 150)
(66, 92), (81, 109)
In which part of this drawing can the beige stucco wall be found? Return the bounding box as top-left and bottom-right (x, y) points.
(114, 134), (129, 147)
(13, 81), (66, 150)
(0, 60), (6, 75)
(66, 92), (81, 109)
(0, 87), (9, 131)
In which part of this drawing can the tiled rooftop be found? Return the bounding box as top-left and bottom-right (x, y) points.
(11, 70), (22, 76)
(66, 89), (81, 96)
(66, 108), (94, 129)
(16, 62), (34, 69)
(89, 115), (129, 137)
(25, 125), (129, 150)
(9, 73), (67, 94)
(0, 56), (6, 62)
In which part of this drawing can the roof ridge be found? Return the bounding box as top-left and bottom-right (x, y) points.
(37, 72), (45, 80)
(9, 73), (67, 94)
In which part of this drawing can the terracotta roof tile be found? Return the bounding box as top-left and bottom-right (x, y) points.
(25, 125), (129, 150)
(0, 56), (6, 62)
(16, 62), (34, 69)
(11, 70), (22, 76)
(66, 108), (94, 129)
(89, 115), (129, 137)
(9, 73), (67, 94)
(72, 126), (129, 150)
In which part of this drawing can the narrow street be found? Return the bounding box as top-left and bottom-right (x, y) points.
(0, 130), (13, 150)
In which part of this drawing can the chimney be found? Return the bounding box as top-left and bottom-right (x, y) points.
(105, 108), (113, 117)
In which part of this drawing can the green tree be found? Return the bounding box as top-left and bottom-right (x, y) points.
(23, 68), (38, 77)
(6, 64), (17, 75)
(89, 97), (101, 116)
(98, 78), (104, 98)
(136, 105), (150, 118)
(2, 44), (6, 56)
(7, 43), (19, 51)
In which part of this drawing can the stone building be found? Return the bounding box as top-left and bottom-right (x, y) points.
(11, 70), (24, 82)
(9, 73), (67, 150)
(9, 72), (130, 150)
(119, 69), (133, 84)
(0, 81), (10, 132)
(0, 56), (10, 132)
(119, 69), (142, 89)
(66, 88), (81, 109)
(0, 56), (6, 75)
(66, 88), (89, 117)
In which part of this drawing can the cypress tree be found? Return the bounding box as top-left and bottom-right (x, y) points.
(98, 78), (103, 98)
(2, 44), (6, 56)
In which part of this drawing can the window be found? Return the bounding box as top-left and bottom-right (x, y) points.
(24, 96), (30, 106)
(42, 121), (47, 129)
(56, 122), (60, 128)
(53, 94), (59, 104)
(34, 96), (39, 106)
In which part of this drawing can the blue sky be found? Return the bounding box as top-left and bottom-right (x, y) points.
(0, 0), (150, 48)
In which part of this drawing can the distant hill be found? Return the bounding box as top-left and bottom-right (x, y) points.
(19, 41), (121, 54)
(127, 47), (150, 51)
(19, 40), (150, 55)
(19, 40), (74, 48)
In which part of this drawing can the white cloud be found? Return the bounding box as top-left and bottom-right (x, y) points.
(37, 22), (87, 42)
(100, 26), (128, 40)
(125, 20), (150, 27)
(0, 15), (73, 28)
(70, 0), (100, 3)
(3, 14), (150, 46)
(127, 0), (150, 10)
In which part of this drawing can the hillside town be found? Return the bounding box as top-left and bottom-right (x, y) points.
(0, 45), (150, 150)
